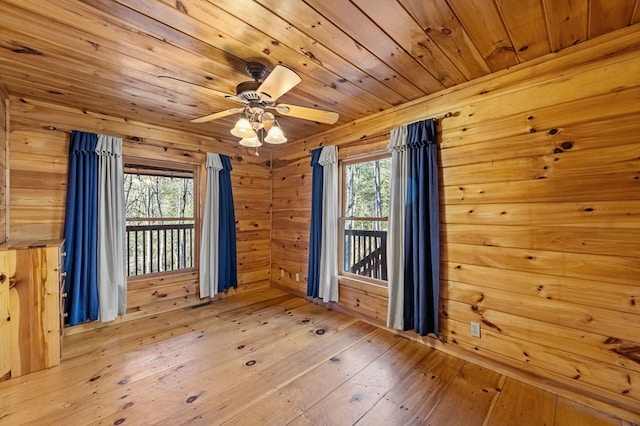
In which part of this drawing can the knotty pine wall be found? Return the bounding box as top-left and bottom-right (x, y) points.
(270, 25), (640, 417)
(7, 99), (272, 330)
(0, 84), (8, 243)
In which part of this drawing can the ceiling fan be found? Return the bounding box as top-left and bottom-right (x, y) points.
(163, 62), (339, 146)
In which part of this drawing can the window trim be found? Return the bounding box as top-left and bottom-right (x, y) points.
(338, 150), (391, 287)
(123, 156), (201, 280)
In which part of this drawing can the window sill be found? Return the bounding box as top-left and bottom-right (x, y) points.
(127, 268), (198, 283)
(337, 275), (388, 297)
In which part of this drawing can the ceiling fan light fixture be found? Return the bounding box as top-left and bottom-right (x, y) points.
(186, 62), (338, 144)
(264, 121), (287, 144)
(239, 135), (262, 147)
(230, 117), (255, 138)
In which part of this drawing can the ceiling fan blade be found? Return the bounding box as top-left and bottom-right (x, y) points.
(158, 75), (239, 100)
(191, 108), (244, 123)
(257, 65), (301, 101)
(276, 104), (339, 124)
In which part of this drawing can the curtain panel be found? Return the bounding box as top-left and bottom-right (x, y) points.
(200, 153), (237, 298)
(63, 131), (126, 326)
(307, 145), (339, 302)
(386, 119), (440, 336)
(218, 155), (238, 292)
(386, 125), (408, 331)
(96, 135), (126, 322)
(63, 131), (100, 325)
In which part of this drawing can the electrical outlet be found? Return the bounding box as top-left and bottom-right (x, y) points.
(280, 268), (284, 278)
(470, 321), (481, 338)
(295, 273), (300, 282)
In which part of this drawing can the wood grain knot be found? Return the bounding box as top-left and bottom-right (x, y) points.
(315, 329), (326, 335)
(561, 141), (574, 150)
(245, 360), (256, 366)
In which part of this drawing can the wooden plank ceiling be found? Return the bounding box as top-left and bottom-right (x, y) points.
(0, 0), (638, 143)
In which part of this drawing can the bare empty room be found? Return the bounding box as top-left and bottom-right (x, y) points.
(0, 1), (639, 424)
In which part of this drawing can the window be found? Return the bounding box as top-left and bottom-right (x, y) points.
(124, 160), (197, 277)
(339, 152), (391, 284)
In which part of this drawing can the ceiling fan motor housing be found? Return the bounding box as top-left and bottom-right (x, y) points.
(245, 61), (269, 80)
(234, 81), (261, 101)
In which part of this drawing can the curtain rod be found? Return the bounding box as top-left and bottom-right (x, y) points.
(45, 126), (143, 142)
(44, 112), (453, 144)
(418, 111), (454, 123)
(359, 111), (454, 141)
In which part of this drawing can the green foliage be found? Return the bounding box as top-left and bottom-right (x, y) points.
(344, 157), (391, 231)
(124, 172), (195, 277)
(124, 174), (194, 219)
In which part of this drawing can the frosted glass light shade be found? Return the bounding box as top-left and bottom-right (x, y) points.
(264, 123), (287, 144)
(230, 117), (255, 138)
(239, 135), (261, 147)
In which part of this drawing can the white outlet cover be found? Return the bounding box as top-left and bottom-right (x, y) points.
(470, 321), (481, 338)
(295, 273), (300, 281)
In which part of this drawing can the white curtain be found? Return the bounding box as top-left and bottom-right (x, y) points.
(200, 153), (223, 298)
(318, 145), (339, 302)
(96, 134), (126, 322)
(386, 126), (408, 330)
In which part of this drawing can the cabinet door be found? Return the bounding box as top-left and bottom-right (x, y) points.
(7, 247), (61, 378)
(0, 252), (8, 381)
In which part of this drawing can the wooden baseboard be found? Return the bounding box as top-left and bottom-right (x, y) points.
(64, 280), (271, 336)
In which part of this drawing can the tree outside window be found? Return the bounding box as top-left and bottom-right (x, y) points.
(340, 153), (391, 283)
(124, 161), (196, 277)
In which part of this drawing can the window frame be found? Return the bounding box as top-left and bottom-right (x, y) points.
(338, 150), (391, 287)
(123, 156), (201, 281)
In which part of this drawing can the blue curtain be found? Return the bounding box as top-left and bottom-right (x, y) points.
(63, 131), (99, 326)
(307, 148), (324, 298)
(217, 154), (237, 292)
(403, 119), (440, 336)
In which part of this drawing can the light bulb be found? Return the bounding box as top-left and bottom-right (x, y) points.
(264, 122), (287, 144)
(239, 135), (261, 147)
(230, 117), (256, 138)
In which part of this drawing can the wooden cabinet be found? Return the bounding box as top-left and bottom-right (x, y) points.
(0, 240), (63, 381)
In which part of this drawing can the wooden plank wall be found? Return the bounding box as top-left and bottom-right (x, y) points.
(0, 84), (8, 243)
(7, 99), (272, 329)
(270, 25), (640, 417)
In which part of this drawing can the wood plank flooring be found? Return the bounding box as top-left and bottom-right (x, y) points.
(0, 287), (632, 425)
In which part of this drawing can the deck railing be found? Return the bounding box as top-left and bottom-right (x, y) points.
(126, 219), (195, 276)
(344, 229), (387, 281)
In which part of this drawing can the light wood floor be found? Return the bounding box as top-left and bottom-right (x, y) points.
(0, 287), (632, 425)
